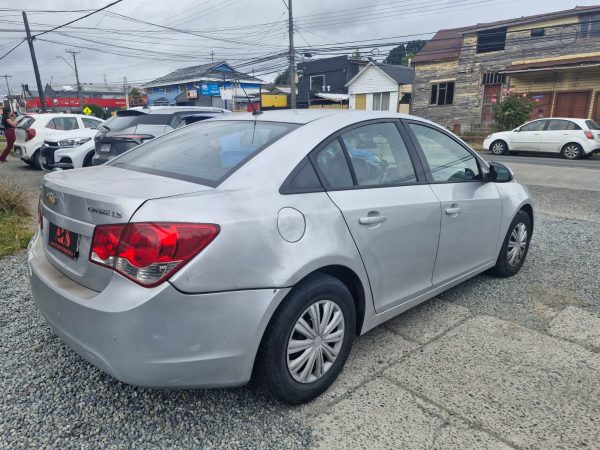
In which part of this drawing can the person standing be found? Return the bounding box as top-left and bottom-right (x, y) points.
(0, 106), (17, 162)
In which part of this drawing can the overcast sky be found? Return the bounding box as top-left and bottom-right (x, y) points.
(0, 0), (598, 94)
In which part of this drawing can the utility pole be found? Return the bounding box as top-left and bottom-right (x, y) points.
(23, 12), (46, 112)
(287, 0), (297, 108)
(1, 75), (12, 110)
(66, 49), (83, 110)
(123, 76), (129, 109)
(210, 50), (215, 63)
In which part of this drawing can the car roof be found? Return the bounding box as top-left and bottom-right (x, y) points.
(126, 106), (230, 114)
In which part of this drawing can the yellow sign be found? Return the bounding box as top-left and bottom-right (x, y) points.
(82, 106), (93, 115)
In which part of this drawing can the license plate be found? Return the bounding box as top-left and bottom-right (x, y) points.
(100, 144), (111, 152)
(48, 223), (79, 259)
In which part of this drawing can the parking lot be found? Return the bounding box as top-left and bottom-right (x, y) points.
(1, 154), (599, 449)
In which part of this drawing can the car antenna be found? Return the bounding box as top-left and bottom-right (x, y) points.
(230, 66), (262, 116)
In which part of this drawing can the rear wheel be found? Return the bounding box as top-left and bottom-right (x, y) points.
(490, 140), (508, 155)
(32, 150), (42, 170)
(561, 143), (582, 160)
(492, 210), (532, 277)
(82, 151), (94, 167)
(256, 273), (355, 404)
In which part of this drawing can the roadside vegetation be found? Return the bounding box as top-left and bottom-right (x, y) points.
(492, 94), (534, 131)
(0, 179), (34, 257)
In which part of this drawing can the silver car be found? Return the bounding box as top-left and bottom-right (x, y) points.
(29, 110), (534, 404)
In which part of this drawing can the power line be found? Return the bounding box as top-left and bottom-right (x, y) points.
(0, 38), (24, 61)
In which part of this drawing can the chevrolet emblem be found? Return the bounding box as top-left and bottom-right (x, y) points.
(46, 193), (57, 206)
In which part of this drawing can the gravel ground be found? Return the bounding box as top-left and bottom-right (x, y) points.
(1, 186), (599, 448)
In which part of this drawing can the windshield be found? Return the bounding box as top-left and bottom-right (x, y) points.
(586, 120), (600, 130)
(110, 120), (299, 186)
(101, 113), (171, 130)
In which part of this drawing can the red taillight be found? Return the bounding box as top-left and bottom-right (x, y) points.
(25, 128), (36, 142)
(585, 131), (594, 139)
(90, 222), (219, 287)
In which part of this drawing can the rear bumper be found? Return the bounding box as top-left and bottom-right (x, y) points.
(28, 233), (289, 388)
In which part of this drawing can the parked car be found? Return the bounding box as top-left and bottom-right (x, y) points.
(13, 113), (104, 169)
(40, 125), (102, 171)
(92, 106), (230, 165)
(30, 110), (534, 404)
(484, 118), (600, 159)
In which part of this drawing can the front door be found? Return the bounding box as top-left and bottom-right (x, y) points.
(510, 119), (546, 151)
(312, 122), (441, 312)
(406, 121), (502, 284)
(481, 84), (501, 124)
(355, 94), (366, 110)
(554, 91), (592, 118)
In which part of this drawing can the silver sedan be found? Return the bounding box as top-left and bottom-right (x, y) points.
(29, 110), (534, 404)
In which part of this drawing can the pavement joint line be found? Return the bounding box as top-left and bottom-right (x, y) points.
(303, 312), (475, 418)
(381, 373), (522, 450)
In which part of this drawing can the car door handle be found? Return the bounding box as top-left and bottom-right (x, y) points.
(445, 207), (462, 215)
(359, 215), (387, 225)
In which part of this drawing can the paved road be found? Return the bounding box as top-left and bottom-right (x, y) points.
(484, 152), (600, 170)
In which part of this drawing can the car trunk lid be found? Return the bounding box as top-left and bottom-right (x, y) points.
(40, 166), (211, 291)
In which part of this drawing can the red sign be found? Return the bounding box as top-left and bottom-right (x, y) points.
(26, 97), (127, 109)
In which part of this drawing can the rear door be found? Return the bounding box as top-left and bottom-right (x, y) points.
(312, 120), (441, 313)
(540, 119), (581, 153)
(510, 120), (545, 151)
(405, 121), (502, 285)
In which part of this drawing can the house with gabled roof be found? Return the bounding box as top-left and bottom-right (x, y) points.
(411, 5), (600, 133)
(142, 61), (266, 111)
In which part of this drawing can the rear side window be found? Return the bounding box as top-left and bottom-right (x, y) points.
(547, 120), (581, 131)
(586, 120), (600, 130)
(17, 116), (35, 129)
(102, 113), (171, 131)
(110, 120), (298, 186)
(314, 139), (354, 190)
(82, 117), (102, 129)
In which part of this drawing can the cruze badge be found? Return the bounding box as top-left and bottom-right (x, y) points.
(46, 193), (57, 206)
(88, 206), (123, 219)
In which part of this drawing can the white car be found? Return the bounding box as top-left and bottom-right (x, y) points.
(40, 127), (100, 171)
(484, 118), (600, 159)
(14, 113), (104, 169)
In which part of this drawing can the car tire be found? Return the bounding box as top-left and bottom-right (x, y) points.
(83, 152), (94, 167)
(21, 158), (35, 167)
(561, 143), (583, 160)
(490, 140), (508, 155)
(32, 150), (42, 170)
(256, 273), (356, 405)
(491, 210), (532, 277)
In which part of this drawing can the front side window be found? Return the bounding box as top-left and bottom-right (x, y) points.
(340, 122), (416, 186)
(409, 123), (481, 183)
(430, 82), (454, 106)
(314, 139), (354, 190)
(520, 120), (546, 132)
(46, 117), (78, 130)
(110, 120), (297, 186)
(546, 120), (581, 131)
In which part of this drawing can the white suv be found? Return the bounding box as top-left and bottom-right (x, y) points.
(484, 118), (600, 159)
(14, 113), (104, 169)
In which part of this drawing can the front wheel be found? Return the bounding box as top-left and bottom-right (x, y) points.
(490, 140), (508, 155)
(492, 210), (532, 277)
(256, 273), (355, 404)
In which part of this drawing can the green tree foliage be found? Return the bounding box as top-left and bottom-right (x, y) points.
(492, 95), (534, 131)
(384, 40), (427, 65)
(274, 69), (289, 86)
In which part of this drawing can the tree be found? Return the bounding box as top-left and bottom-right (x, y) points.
(274, 69), (289, 86)
(81, 103), (104, 119)
(384, 45), (406, 65)
(129, 87), (141, 97)
(351, 49), (363, 59)
(492, 94), (534, 131)
(384, 40), (427, 65)
(403, 40), (427, 65)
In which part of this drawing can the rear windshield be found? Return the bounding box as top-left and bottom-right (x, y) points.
(101, 113), (171, 131)
(17, 115), (36, 129)
(110, 120), (298, 186)
(586, 120), (600, 130)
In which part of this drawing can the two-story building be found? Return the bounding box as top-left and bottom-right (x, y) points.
(142, 62), (265, 111)
(412, 5), (600, 133)
(296, 56), (367, 108)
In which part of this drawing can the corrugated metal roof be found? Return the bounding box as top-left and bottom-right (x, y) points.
(501, 55), (600, 72)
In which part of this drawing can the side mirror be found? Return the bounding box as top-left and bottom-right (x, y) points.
(488, 161), (514, 183)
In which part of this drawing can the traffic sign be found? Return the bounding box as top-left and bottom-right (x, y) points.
(82, 106), (92, 115)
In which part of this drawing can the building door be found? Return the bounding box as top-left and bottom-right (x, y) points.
(355, 94), (366, 110)
(528, 93), (553, 120)
(554, 92), (591, 118)
(593, 93), (600, 124)
(481, 84), (501, 124)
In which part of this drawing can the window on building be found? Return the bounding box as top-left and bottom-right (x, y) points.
(373, 92), (391, 111)
(430, 82), (454, 106)
(482, 72), (506, 85)
(476, 27), (508, 53)
(531, 28), (545, 37)
(165, 86), (172, 94)
(580, 14), (600, 38)
(309, 75), (325, 92)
